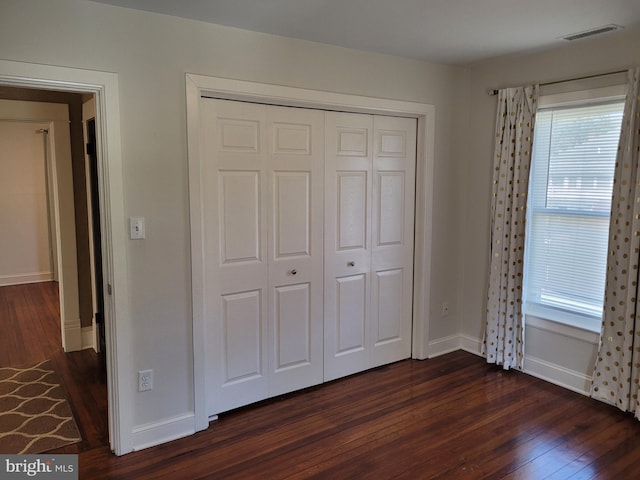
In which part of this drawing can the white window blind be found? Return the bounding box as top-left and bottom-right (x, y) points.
(524, 100), (624, 327)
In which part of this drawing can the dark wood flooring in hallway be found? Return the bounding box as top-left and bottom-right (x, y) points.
(0, 281), (109, 453)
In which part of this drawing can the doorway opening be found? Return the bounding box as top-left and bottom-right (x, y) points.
(0, 88), (108, 452)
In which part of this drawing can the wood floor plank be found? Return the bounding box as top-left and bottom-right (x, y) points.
(505, 409), (626, 479)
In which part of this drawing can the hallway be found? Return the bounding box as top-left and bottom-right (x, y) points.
(0, 281), (109, 453)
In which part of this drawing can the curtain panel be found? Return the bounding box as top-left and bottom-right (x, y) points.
(592, 67), (640, 417)
(484, 85), (538, 370)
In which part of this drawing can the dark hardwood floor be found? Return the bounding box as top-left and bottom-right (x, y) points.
(5, 282), (640, 478)
(0, 281), (109, 453)
(80, 352), (640, 479)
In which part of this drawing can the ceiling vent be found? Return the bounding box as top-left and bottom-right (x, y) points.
(562, 24), (623, 41)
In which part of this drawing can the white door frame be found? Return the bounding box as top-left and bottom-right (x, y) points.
(0, 59), (133, 455)
(186, 73), (436, 431)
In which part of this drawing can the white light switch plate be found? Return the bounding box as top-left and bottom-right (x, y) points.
(130, 217), (145, 239)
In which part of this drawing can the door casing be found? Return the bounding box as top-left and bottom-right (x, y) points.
(0, 59), (132, 455)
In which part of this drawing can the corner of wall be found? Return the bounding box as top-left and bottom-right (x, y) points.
(427, 333), (483, 358)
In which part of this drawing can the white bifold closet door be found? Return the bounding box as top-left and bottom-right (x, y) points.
(324, 112), (416, 381)
(201, 98), (324, 416)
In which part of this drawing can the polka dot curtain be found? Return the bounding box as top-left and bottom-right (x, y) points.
(484, 85), (538, 370)
(592, 68), (640, 417)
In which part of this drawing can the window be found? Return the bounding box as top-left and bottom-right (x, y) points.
(524, 98), (624, 331)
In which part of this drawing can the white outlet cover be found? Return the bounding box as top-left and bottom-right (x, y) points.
(138, 369), (153, 391)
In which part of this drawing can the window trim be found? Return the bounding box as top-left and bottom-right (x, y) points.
(523, 85), (627, 337)
(538, 84), (627, 108)
(524, 303), (602, 334)
(524, 312), (601, 343)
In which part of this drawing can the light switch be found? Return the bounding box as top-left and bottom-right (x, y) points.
(130, 217), (145, 240)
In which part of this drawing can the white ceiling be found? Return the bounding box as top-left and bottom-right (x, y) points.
(89, 0), (640, 65)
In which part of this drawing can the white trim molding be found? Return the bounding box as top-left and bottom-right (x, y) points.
(81, 326), (95, 351)
(0, 59), (132, 455)
(63, 318), (82, 352)
(428, 332), (593, 396)
(525, 315), (600, 343)
(428, 334), (483, 358)
(186, 73), (436, 431)
(132, 413), (197, 452)
(427, 334), (463, 358)
(460, 334), (483, 356)
(524, 355), (592, 396)
(0, 272), (53, 286)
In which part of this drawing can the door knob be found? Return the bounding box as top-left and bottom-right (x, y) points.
(347, 261), (355, 267)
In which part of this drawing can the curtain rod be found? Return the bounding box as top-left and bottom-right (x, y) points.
(488, 69), (629, 96)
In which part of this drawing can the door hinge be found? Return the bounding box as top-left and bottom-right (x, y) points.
(107, 284), (113, 295)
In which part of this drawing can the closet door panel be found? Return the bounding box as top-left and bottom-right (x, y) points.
(324, 112), (373, 381)
(337, 171), (368, 250)
(202, 99), (269, 415)
(273, 283), (311, 369)
(273, 172), (310, 257)
(373, 268), (404, 345)
(221, 290), (263, 383)
(377, 171), (405, 247)
(219, 171), (261, 264)
(335, 274), (367, 354)
(370, 116), (416, 367)
(268, 106), (324, 396)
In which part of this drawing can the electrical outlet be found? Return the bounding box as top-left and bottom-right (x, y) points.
(442, 302), (449, 317)
(138, 369), (153, 392)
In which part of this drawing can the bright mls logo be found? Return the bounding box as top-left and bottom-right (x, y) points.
(0, 455), (77, 480)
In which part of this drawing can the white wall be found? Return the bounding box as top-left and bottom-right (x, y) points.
(0, 0), (465, 441)
(460, 25), (640, 391)
(0, 119), (51, 285)
(0, 98), (82, 351)
(0, 101), (74, 288)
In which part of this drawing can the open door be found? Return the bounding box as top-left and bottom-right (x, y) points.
(85, 117), (106, 354)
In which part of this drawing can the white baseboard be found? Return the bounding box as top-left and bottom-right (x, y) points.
(63, 318), (82, 352)
(523, 355), (592, 396)
(427, 335), (591, 397)
(132, 413), (196, 451)
(0, 271), (53, 286)
(427, 334), (462, 358)
(460, 334), (483, 355)
(428, 334), (483, 358)
(81, 326), (95, 351)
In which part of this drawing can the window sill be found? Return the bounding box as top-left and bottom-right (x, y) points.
(524, 307), (601, 344)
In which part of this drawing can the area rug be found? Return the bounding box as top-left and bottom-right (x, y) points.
(0, 360), (81, 453)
